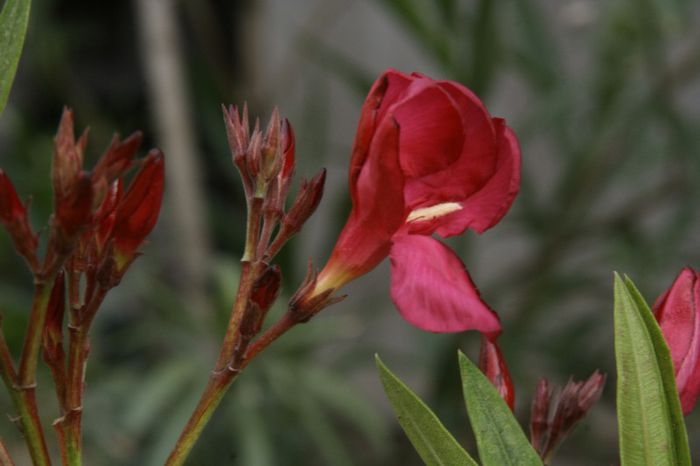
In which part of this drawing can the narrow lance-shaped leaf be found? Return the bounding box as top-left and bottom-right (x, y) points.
(375, 355), (477, 466)
(0, 0), (31, 116)
(613, 273), (691, 466)
(458, 351), (542, 466)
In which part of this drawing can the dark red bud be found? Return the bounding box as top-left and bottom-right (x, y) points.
(283, 169), (326, 234)
(0, 171), (38, 268)
(529, 379), (552, 454)
(55, 171), (94, 238)
(92, 132), (142, 202)
(112, 150), (165, 264)
(241, 265), (283, 338)
(281, 118), (295, 180)
(0, 170), (29, 224)
(95, 180), (123, 252)
(250, 265), (282, 312)
(478, 335), (515, 411)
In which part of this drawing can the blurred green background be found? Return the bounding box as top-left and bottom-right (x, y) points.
(1, 0), (699, 464)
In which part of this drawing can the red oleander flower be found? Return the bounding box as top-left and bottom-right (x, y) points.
(312, 69), (520, 334)
(653, 267), (700, 415)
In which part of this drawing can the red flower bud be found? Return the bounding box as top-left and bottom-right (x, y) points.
(55, 171), (93, 238)
(653, 267), (700, 415)
(280, 118), (295, 182)
(112, 150), (164, 265)
(240, 265), (283, 338)
(282, 169), (326, 235)
(478, 335), (515, 411)
(250, 264), (282, 313)
(0, 170), (38, 267)
(92, 132), (141, 204)
(313, 69), (520, 334)
(94, 180), (123, 253)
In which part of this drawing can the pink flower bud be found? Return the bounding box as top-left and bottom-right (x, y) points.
(478, 335), (515, 411)
(653, 267), (700, 415)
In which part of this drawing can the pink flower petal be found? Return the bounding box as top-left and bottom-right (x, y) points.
(316, 117), (406, 291)
(434, 118), (521, 237)
(389, 234), (501, 334)
(349, 69), (411, 203)
(401, 81), (498, 209)
(393, 81), (465, 178)
(654, 268), (700, 414)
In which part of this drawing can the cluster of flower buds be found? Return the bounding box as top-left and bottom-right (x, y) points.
(222, 104), (325, 263)
(477, 333), (605, 462)
(0, 108), (165, 287)
(529, 372), (606, 461)
(46, 108), (165, 292)
(220, 105), (328, 371)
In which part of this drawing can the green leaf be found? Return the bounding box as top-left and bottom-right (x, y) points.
(0, 0), (31, 116)
(613, 273), (691, 466)
(458, 351), (542, 466)
(375, 355), (477, 466)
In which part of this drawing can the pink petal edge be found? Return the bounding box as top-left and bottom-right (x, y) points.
(389, 234), (500, 334)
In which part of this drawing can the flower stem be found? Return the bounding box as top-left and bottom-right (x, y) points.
(164, 370), (235, 466)
(11, 277), (57, 466)
(58, 286), (108, 466)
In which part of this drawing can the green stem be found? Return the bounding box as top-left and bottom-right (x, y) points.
(12, 278), (57, 466)
(164, 371), (236, 466)
(59, 286), (107, 466)
(0, 328), (50, 466)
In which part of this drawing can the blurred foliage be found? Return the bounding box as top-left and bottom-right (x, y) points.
(0, 0), (698, 465)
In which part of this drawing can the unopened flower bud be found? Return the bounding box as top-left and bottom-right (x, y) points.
(94, 180), (123, 253)
(55, 171), (93, 239)
(0, 170), (38, 267)
(261, 108), (282, 179)
(92, 132), (141, 205)
(478, 335), (515, 411)
(276, 118), (296, 207)
(240, 265), (282, 338)
(283, 169), (326, 235)
(52, 108), (87, 201)
(541, 371), (606, 460)
(112, 150), (165, 269)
